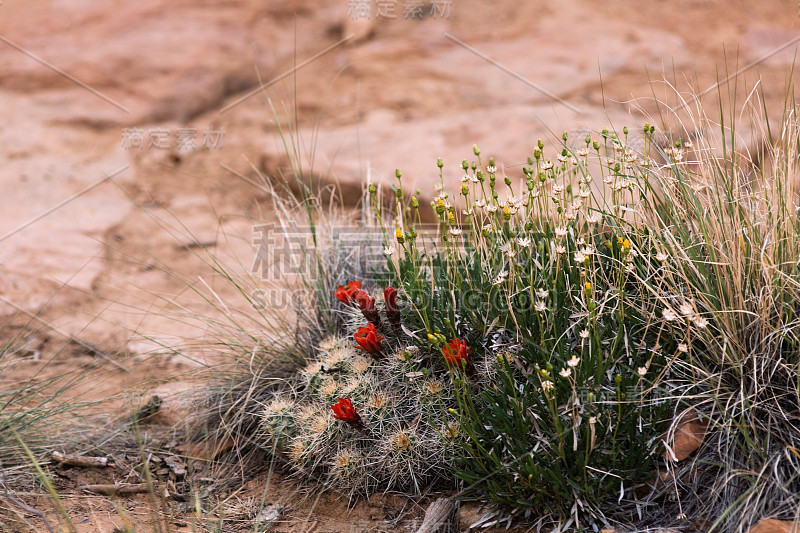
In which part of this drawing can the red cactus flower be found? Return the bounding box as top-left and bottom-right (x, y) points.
(384, 286), (399, 314)
(384, 286), (403, 337)
(443, 338), (471, 368)
(353, 289), (382, 327)
(335, 280), (362, 305)
(331, 396), (363, 429)
(354, 323), (384, 357)
(353, 289), (375, 312)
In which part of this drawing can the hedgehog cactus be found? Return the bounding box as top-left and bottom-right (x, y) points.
(257, 280), (463, 499)
(260, 398), (297, 453)
(258, 332), (457, 498)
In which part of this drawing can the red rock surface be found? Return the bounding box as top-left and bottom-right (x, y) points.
(0, 0), (796, 377)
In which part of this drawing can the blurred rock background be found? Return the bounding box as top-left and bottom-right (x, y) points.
(0, 0), (796, 357)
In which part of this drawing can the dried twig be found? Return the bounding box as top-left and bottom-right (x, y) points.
(415, 498), (454, 533)
(80, 483), (151, 496)
(51, 451), (109, 468)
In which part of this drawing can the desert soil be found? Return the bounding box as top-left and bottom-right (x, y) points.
(0, 0), (798, 531)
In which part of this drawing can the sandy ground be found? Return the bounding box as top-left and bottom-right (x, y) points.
(1, 0), (799, 530)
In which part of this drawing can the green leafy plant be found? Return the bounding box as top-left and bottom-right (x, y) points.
(371, 134), (687, 528)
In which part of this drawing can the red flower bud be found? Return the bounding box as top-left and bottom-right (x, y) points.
(443, 338), (471, 368)
(384, 286), (398, 314)
(353, 289), (375, 313)
(335, 280), (362, 305)
(384, 286), (403, 337)
(354, 323), (384, 357)
(383, 286), (403, 338)
(353, 289), (382, 327)
(331, 396), (363, 429)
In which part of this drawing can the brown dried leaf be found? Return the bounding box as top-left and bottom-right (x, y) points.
(662, 408), (709, 462)
(746, 519), (800, 533)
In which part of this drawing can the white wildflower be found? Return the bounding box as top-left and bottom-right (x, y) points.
(433, 193), (451, 209)
(493, 270), (508, 285)
(499, 242), (516, 258)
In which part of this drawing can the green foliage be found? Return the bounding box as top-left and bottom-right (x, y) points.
(446, 233), (674, 518)
(371, 134), (692, 527)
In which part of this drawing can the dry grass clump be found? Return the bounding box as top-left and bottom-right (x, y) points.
(635, 100), (800, 532)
